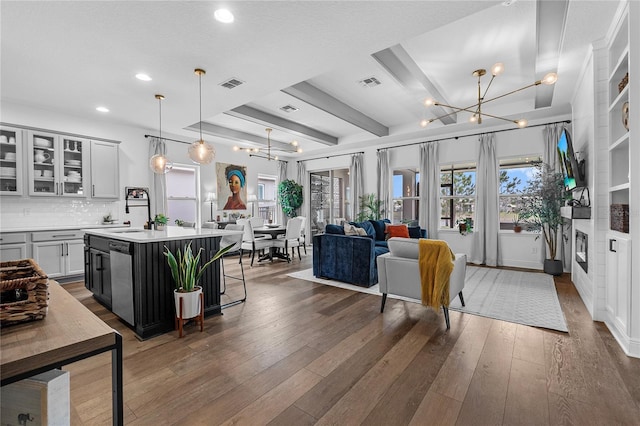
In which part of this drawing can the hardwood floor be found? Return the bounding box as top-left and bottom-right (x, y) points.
(61, 251), (640, 425)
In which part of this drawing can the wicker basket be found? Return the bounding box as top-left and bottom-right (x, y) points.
(0, 259), (49, 326)
(610, 204), (629, 233)
(618, 72), (629, 93)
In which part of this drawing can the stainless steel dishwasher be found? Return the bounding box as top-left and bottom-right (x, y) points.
(109, 240), (135, 326)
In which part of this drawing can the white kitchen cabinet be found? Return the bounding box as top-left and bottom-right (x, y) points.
(26, 131), (89, 197)
(0, 125), (24, 196)
(0, 232), (28, 261)
(606, 233), (631, 336)
(90, 140), (119, 199)
(31, 230), (85, 278)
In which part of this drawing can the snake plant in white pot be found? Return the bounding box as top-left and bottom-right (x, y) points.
(164, 241), (233, 319)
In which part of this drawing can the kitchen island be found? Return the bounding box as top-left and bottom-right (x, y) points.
(83, 227), (242, 340)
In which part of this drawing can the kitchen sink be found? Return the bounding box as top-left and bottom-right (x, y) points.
(110, 230), (147, 234)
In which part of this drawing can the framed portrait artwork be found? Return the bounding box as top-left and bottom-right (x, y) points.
(216, 162), (247, 211)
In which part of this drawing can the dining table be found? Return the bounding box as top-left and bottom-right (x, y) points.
(253, 225), (288, 262)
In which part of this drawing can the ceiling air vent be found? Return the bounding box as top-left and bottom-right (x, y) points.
(358, 76), (381, 88)
(219, 78), (244, 89)
(279, 104), (299, 113)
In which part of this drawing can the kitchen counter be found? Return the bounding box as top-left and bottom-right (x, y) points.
(83, 226), (241, 243)
(84, 227), (241, 339)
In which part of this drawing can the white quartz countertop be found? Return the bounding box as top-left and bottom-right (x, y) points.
(83, 226), (242, 243)
(0, 224), (129, 233)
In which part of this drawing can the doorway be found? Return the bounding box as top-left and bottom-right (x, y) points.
(309, 168), (349, 236)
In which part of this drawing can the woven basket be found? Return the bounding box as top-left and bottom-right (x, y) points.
(610, 204), (629, 233)
(0, 259), (49, 326)
(618, 73), (629, 93)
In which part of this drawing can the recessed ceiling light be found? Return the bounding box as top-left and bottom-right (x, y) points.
(214, 8), (234, 23)
(136, 73), (152, 81)
(96, 106), (109, 113)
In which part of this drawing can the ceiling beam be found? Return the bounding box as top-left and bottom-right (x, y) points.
(535, 0), (568, 108)
(372, 45), (457, 125)
(225, 105), (338, 146)
(282, 81), (389, 137)
(184, 122), (295, 151)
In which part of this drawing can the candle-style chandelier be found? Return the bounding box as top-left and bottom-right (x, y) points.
(421, 62), (558, 129)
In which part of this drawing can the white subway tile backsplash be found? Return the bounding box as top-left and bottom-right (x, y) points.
(0, 198), (121, 229)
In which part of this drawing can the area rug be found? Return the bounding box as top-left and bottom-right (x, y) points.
(287, 266), (568, 332)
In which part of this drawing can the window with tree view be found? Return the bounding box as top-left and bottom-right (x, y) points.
(499, 156), (541, 230)
(440, 163), (475, 229)
(392, 169), (420, 225)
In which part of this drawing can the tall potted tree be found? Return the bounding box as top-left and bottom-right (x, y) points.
(278, 179), (303, 218)
(520, 163), (570, 275)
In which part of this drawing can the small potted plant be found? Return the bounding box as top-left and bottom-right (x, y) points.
(512, 210), (523, 233)
(164, 242), (233, 325)
(154, 213), (168, 230)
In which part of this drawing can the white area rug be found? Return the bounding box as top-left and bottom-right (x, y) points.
(287, 266), (568, 332)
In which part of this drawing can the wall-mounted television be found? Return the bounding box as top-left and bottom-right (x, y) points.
(556, 128), (585, 191)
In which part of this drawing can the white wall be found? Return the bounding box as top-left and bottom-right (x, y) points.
(0, 101), (281, 229)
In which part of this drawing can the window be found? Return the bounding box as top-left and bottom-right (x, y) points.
(440, 162), (475, 229)
(499, 156), (541, 230)
(257, 175), (277, 221)
(166, 164), (200, 224)
(392, 169), (420, 225)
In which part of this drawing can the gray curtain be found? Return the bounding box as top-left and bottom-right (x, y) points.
(148, 137), (167, 216)
(420, 142), (440, 239)
(376, 149), (390, 220)
(277, 160), (288, 225)
(543, 123), (566, 265)
(350, 153), (364, 221)
(297, 161), (308, 234)
(470, 133), (499, 266)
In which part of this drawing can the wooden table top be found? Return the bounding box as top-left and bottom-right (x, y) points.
(1, 280), (117, 381)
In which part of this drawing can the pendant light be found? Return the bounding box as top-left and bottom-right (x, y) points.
(188, 68), (215, 164)
(149, 94), (173, 174)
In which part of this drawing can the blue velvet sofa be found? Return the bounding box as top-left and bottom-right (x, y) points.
(312, 219), (426, 287)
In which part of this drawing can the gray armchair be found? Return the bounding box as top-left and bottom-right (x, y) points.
(376, 237), (467, 329)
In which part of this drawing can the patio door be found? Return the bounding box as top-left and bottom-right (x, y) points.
(309, 169), (349, 236)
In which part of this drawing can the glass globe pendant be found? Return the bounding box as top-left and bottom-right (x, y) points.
(150, 94), (172, 174)
(189, 68), (215, 165)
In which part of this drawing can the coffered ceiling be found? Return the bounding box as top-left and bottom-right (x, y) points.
(0, 1), (620, 158)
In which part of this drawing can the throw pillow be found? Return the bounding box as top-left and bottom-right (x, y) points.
(369, 219), (390, 241)
(325, 224), (345, 235)
(354, 227), (368, 236)
(408, 226), (422, 239)
(385, 224), (410, 239)
(343, 223), (359, 235)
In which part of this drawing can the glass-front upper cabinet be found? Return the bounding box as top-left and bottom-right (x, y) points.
(27, 131), (89, 197)
(0, 125), (24, 195)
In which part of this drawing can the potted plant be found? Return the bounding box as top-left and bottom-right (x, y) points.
(456, 217), (473, 235)
(154, 213), (168, 230)
(512, 210), (523, 233)
(278, 179), (303, 218)
(164, 241), (233, 321)
(355, 193), (384, 221)
(520, 163), (570, 275)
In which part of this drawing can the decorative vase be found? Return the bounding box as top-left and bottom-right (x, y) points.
(155, 223), (165, 231)
(513, 225), (522, 233)
(174, 286), (202, 319)
(543, 259), (563, 276)
(458, 223), (467, 234)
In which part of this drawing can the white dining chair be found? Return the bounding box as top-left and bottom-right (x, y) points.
(295, 216), (307, 255)
(237, 218), (274, 266)
(272, 217), (303, 262)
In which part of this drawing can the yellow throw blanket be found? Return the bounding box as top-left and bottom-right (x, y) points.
(418, 239), (455, 309)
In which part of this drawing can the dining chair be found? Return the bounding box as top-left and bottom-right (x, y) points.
(237, 218), (274, 266)
(202, 221), (218, 229)
(295, 216), (307, 255)
(181, 221), (196, 228)
(272, 217), (303, 262)
(219, 224), (246, 309)
(249, 216), (265, 229)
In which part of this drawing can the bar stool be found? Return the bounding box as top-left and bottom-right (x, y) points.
(220, 224), (246, 309)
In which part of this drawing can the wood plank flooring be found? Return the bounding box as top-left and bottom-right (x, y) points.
(58, 250), (640, 425)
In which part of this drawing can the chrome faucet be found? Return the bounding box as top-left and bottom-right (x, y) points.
(125, 187), (152, 228)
